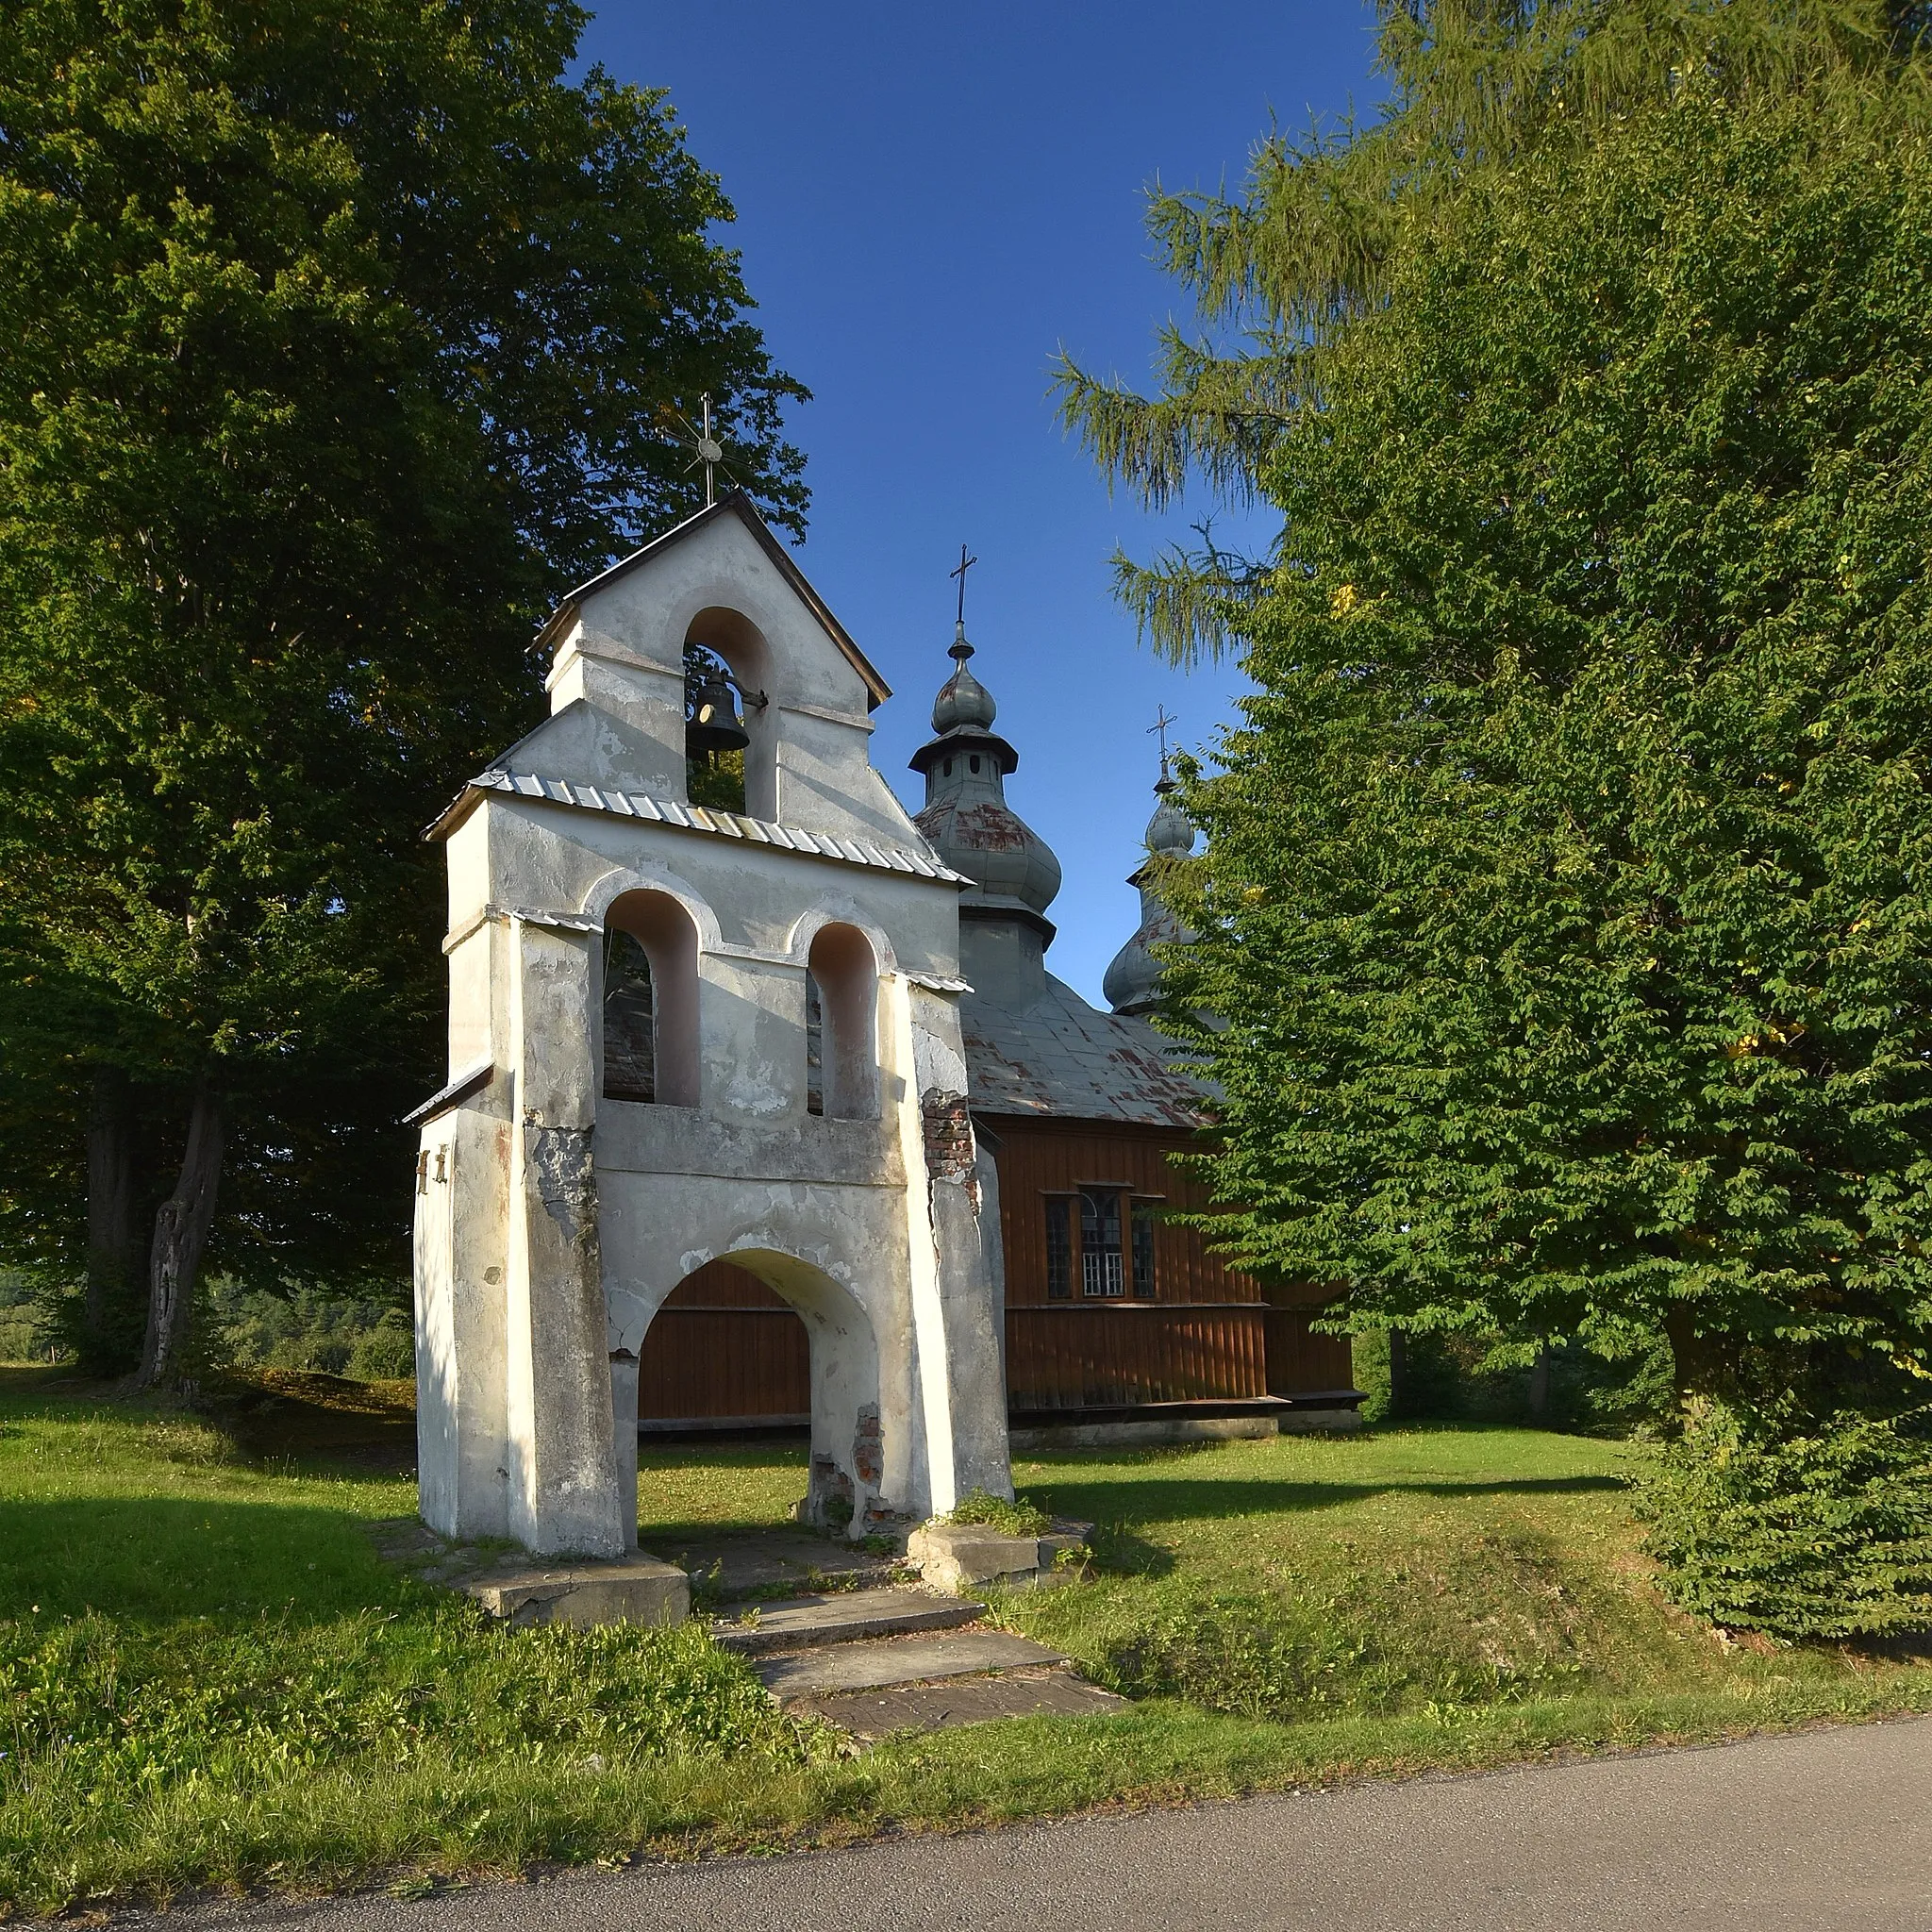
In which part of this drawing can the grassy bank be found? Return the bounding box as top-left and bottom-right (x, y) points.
(2, 1373), (1929, 1914)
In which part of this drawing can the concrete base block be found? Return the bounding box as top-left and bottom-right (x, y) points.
(907, 1517), (1092, 1594)
(1009, 1415), (1277, 1453)
(463, 1552), (691, 1629)
(1277, 1407), (1365, 1434)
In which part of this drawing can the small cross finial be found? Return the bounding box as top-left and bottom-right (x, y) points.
(948, 543), (979, 654)
(1149, 707), (1178, 784)
(689, 393), (724, 507)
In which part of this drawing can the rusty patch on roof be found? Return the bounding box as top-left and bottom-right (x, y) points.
(959, 974), (1209, 1128)
(916, 800), (1033, 853)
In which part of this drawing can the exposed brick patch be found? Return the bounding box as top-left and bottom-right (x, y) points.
(853, 1403), (883, 1485)
(808, 1456), (854, 1532)
(922, 1089), (974, 1182)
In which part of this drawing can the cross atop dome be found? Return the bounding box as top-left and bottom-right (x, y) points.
(948, 542), (979, 655)
(909, 581), (1061, 971)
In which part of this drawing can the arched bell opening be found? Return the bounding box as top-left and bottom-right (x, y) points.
(636, 1248), (882, 1539)
(805, 922), (879, 1121)
(683, 607), (775, 820)
(601, 889), (700, 1108)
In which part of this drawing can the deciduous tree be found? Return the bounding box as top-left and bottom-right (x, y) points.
(1064, 1), (1932, 1401)
(0, 0), (807, 1379)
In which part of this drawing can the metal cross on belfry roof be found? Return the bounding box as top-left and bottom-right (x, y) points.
(949, 543), (978, 628)
(1149, 706), (1177, 781)
(675, 392), (729, 508)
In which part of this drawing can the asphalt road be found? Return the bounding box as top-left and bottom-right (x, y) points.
(183, 1717), (1932, 1932)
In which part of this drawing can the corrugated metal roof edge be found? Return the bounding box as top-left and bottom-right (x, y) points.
(426, 768), (970, 887)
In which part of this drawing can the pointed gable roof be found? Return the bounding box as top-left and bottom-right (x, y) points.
(533, 491), (892, 710)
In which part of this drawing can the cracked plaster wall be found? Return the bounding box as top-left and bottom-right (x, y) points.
(415, 518), (1013, 1555)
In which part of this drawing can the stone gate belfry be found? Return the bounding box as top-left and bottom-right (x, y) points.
(410, 492), (1014, 1558)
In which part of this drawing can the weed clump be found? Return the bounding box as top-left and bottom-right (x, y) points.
(945, 1489), (1050, 1537)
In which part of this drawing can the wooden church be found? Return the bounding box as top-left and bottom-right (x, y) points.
(637, 587), (1357, 1444)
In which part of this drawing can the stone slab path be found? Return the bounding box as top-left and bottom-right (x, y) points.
(753, 1627), (1070, 1699)
(658, 1527), (899, 1599)
(799, 1665), (1127, 1738)
(682, 1527), (1118, 1738)
(172, 1714), (1932, 1932)
(712, 1585), (984, 1654)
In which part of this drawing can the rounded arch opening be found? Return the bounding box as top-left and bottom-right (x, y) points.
(806, 922), (878, 1121)
(683, 606), (775, 821)
(637, 1247), (881, 1536)
(602, 889), (700, 1108)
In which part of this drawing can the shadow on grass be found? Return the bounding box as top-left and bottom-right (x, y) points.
(1020, 1473), (1629, 1530)
(0, 1368), (419, 1477)
(0, 1496), (414, 1627)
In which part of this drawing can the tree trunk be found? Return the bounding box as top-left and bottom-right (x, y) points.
(83, 1067), (148, 1374)
(1663, 1306), (1725, 1407)
(134, 1079), (225, 1392)
(1387, 1325), (1408, 1420)
(1527, 1335), (1551, 1424)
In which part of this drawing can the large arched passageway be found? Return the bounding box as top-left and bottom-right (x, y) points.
(633, 1245), (881, 1537)
(641, 1260), (809, 1429)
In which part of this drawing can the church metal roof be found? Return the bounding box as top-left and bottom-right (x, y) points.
(428, 767), (971, 884)
(961, 974), (1209, 1129)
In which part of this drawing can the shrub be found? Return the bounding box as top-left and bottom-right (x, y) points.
(946, 1489), (1050, 1537)
(0, 1274), (49, 1364)
(201, 1281), (412, 1381)
(1637, 1400), (1932, 1639)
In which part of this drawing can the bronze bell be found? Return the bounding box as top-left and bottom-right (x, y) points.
(685, 659), (751, 757)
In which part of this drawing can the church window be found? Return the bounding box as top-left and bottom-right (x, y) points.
(602, 889), (701, 1108)
(1080, 1189), (1124, 1297)
(805, 972), (824, 1117)
(602, 931), (656, 1102)
(805, 924), (878, 1119)
(969, 754), (982, 774)
(1044, 1198), (1073, 1299)
(943, 758), (954, 777)
(1131, 1199), (1158, 1298)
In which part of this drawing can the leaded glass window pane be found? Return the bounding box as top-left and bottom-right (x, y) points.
(1045, 1197), (1072, 1300)
(1080, 1189), (1124, 1297)
(1131, 1200), (1158, 1299)
(602, 930), (656, 1103)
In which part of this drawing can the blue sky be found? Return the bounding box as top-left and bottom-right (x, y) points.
(580, 3), (1381, 1000)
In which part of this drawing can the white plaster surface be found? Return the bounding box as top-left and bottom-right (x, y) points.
(415, 504), (1013, 1557)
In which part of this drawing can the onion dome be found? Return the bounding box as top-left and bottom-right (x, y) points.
(1103, 770), (1197, 1016)
(909, 625), (1061, 933)
(929, 640), (998, 733)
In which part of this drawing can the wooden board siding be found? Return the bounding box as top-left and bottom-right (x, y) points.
(984, 1116), (1263, 1309)
(1007, 1304), (1268, 1408)
(632, 1125), (1351, 1425)
(638, 1259), (808, 1423)
(1260, 1309), (1355, 1396)
(984, 1113), (1343, 1411)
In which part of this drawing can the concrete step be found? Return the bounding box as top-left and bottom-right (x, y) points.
(755, 1628), (1067, 1701)
(713, 1585), (985, 1655)
(461, 1552), (691, 1629)
(801, 1668), (1127, 1738)
(672, 1529), (902, 1601)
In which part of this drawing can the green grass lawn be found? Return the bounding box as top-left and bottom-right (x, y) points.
(4, 1372), (1931, 1916)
